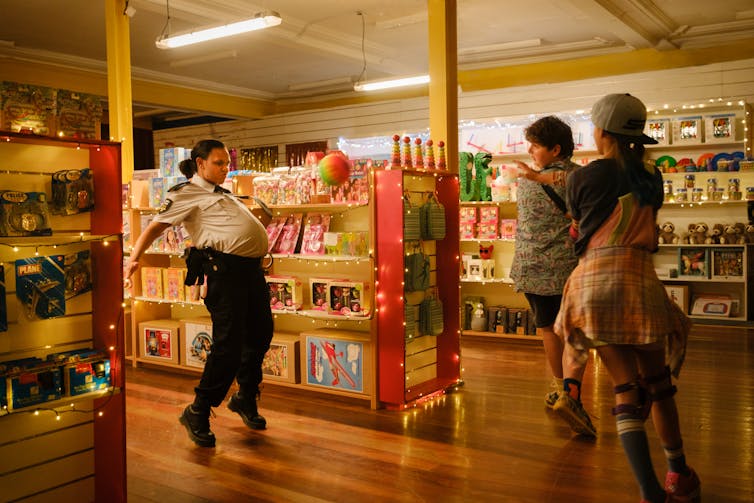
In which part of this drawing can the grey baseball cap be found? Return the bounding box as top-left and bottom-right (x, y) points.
(591, 93), (658, 144)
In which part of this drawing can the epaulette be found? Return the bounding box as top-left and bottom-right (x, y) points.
(214, 185), (231, 194)
(168, 181), (191, 192)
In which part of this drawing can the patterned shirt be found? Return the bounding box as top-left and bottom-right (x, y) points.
(510, 159), (580, 295)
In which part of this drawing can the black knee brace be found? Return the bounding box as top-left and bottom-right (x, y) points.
(641, 365), (677, 403)
(611, 379), (651, 419)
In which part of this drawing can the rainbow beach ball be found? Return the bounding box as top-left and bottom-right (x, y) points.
(318, 153), (351, 186)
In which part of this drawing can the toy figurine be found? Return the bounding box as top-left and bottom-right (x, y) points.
(402, 136), (412, 169)
(414, 138), (424, 169)
(390, 134), (401, 168)
(437, 140), (446, 170)
(425, 139), (435, 169)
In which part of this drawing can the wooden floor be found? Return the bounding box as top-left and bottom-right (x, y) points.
(126, 325), (754, 502)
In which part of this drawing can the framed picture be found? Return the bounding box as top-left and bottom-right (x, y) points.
(672, 116), (703, 144)
(711, 248), (744, 278)
(664, 285), (689, 314)
(646, 118), (671, 146)
(678, 248), (709, 278)
(704, 114), (736, 143)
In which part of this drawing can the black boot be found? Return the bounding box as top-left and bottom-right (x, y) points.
(179, 405), (216, 447)
(228, 392), (267, 430)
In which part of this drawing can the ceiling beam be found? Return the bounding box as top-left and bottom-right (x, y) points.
(564, 0), (658, 48)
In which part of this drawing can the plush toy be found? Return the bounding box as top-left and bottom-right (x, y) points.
(720, 223), (747, 244)
(744, 224), (754, 244)
(657, 221), (679, 244)
(478, 243), (494, 259)
(706, 223), (724, 244)
(686, 222), (709, 245)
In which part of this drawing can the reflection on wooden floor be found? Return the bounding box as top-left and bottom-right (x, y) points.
(126, 325), (754, 502)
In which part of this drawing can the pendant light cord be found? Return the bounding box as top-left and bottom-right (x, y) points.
(356, 11), (367, 86)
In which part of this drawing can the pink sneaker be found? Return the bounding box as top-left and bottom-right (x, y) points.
(665, 468), (701, 502)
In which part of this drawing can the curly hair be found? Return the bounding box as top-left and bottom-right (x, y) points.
(524, 116), (575, 158)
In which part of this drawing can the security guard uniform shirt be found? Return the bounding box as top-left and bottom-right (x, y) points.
(154, 176), (268, 258)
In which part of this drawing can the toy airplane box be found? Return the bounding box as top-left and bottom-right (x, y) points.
(7, 360), (63, 410)
(46, 349), (111, 396)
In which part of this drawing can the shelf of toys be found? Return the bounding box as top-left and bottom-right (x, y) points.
(126, 137), (460, 409)
(0, 131), (125, 502)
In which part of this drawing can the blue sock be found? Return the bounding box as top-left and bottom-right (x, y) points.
(664, 443), (690, 475)
(616, 414), (664, 502)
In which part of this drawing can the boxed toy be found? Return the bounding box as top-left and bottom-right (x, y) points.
(506, 308), (528, 335)
(163, 267), (186, 302)
(51, 168), (94, 215)
(1, 82), (56, 135)
(646, 118), (671, 146)
(63, 250), (92, 299)
(272, 213), (303, 254)
(266, 275), (303, 311)
(8, 362), (63, 410)
(16, 255), (66, 320)
(47, 349), (111, 396)
(309, 277), (345, 311)
(704, 114), (736, 143)
(665, 285), (689, 314)
(672, 116), (703, 144)
(327, 281), (371, 317)
(300, 213), (331, 255)
(262, 332), (300, 383)
(140, 267), (164, 299)
(148, 177), (165, 209)
(0, 191), (53, 237)
(180, 317), (213, 368)
(500, 219), (517, 239)
(159, 147), (189, 178)
(139, 319), (180, 364)
(56, 90), (102, 139)
(265, 216), (286, 253)
(300, 329), (371, 394)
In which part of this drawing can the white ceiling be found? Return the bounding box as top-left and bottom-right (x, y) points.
(1, 0), (753, 119)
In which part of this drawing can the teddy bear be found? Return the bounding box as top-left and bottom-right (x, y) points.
(705, 223), (724, 244)
(657, 222), (679, 244)
(719, 223), (747, 244)
(685, 222), (709, 245)
(745, 224), (754, 244)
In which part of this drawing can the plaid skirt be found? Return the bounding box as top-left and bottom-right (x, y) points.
(554, 246), (691, 376)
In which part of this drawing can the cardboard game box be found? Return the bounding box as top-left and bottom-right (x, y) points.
(180, 317), (213, 369)
(262, 332), (300, 383)
(300, 329), (371, 394)
(15, 255), (66, 320)
(139, 319), (180, 364)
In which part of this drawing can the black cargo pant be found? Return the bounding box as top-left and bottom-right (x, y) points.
(191, 251), (273, 408)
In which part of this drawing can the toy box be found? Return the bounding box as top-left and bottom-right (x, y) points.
(267, 275), (303, 311)
(0, 191), (53, 237)
(665, 285), (689, 314)
(140, 267), (164, 299)
(324, 231), (369, 256)
(159, 147), (189, 178)
(691, 294), (736, 317)
(309, 277), (343, 311)
(63, 250), (92, 299)
(180, 317), (213, 368)
(646, 118), (671, 146)
(262, 332), (300, 383)
(327, 281), (371, 317)
(500, 219), (517, 239)
(51, 168), (94, 215)
(139, 319), (180, 364)
(148, 177), (165, 209)
(272, 213), (303, 254)
(162, 268), (186, 302)
(300, 213), (330, 255)
(8, 362), (63, 410)
(300, 329), (372, 394)
(47, 349), (111, 396)
(56, 90), (102, 139)
(1, 82), (56, 135)
(15, 255), (66, 320)
(506, 308), (528, 335)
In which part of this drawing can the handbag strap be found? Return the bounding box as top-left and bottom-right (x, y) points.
(541, 184), (568, 215)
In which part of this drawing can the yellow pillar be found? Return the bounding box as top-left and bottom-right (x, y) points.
(104, 0), (135, 183)
(427, 0), (458, 173)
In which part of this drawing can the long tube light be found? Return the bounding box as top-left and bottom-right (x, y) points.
(156, 12), (282, 49)
(353, 74), (430, 92)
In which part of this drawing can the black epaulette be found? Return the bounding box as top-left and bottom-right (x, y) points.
(214, 185), (231, 194)
(168, 181), (191, 192)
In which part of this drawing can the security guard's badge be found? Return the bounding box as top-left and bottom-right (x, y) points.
(159, 198), (173, 213)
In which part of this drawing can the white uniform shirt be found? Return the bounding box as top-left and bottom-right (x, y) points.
(154, 176), (268, 258)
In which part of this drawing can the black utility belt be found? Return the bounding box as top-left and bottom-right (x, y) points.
(184, 247), (262, 285)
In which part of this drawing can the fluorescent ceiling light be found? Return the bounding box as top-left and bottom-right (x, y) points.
(156, 11), (282, 49)
(354, 74), (430, 92)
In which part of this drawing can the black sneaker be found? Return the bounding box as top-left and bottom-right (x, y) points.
(179, 405), (216, 447)
(228, 392), (267, 430)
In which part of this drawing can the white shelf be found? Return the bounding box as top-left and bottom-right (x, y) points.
(660, 200), (750, 208)
(132, 296), (205, 306)
(271, 253), (371, 262)
(461, 278), (514, 284)
(461, 238), (515, 243)
(1, 387), (120, 414)
(659, 276), (745, 283)
(658, 243), (748, 248)
(459, 200), (516, 206)
(271, 308), (373, 321)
